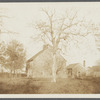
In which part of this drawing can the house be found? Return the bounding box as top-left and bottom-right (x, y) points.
(66, 61), (86, 78)
(26, 45), (66, 78)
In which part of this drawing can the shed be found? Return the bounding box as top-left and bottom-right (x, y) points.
(66, 63), (86, 78)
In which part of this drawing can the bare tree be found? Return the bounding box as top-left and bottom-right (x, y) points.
(5, 40), (26, 77)
(0, 8), (18, 36)
(34, 9), (95, 82)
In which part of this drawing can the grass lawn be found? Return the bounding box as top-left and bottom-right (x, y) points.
(0, 77), (100, 94)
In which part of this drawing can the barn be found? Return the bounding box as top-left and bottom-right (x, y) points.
(26, 45), (66, 78)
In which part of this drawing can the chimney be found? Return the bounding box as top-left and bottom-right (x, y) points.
(83, 60), (85, 67)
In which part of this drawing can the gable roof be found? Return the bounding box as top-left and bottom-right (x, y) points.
(27, 45), (48, 63)
(27, 49), (45, 63)
(27, 45), (66, 64)
(67, 63), (81, 69)
(66, 63), (86, 73)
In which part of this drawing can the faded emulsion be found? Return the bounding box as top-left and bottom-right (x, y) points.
(0, 3), (100, 94)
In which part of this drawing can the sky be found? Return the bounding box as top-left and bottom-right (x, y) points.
(0, 2), (100, 67)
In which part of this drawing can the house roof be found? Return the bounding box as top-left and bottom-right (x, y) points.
(27, 45), (48, 63)
(27, 49), (45, 63)
(67, 63), (81, 69)
(27, 45), (66, 63)
(66, 63), (85, 73)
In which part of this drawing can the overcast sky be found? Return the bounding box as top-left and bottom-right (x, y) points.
(0, 2), (100, 67)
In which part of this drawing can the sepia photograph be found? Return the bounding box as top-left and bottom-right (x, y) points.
(0, 2), (100, 96)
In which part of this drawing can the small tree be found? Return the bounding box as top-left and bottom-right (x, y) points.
(5, 40), (26, 77)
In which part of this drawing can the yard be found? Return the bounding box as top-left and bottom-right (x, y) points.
(0, 77), (100, 94)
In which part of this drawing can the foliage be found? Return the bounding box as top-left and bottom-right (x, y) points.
(5, 40), (26, 73)
(0, 41), (6, 70)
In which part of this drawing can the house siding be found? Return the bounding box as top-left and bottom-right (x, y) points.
(26, 48), (66, 78)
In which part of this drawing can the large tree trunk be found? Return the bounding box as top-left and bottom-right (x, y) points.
(52, 53), (56, 82)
